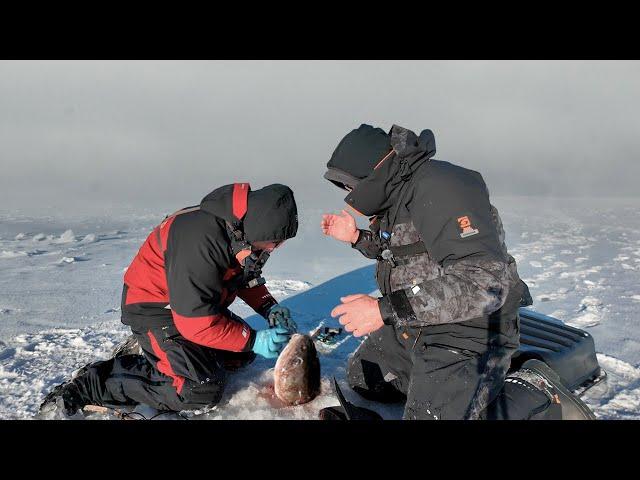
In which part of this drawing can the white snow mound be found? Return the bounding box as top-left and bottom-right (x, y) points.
(58, 257), (77, 264)
(55, 230), (76, 244)
(80, 234), (97, 244)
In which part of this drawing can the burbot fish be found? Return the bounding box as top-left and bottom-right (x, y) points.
(274, 334), (321, 405)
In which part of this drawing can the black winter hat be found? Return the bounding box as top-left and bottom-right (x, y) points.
(244, 184), (298, 242)
(324, 124), (392, 190)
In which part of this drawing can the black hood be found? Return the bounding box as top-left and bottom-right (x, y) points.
(324, 124), (392, 190)
(342, 124), (436, 217)
(200, 184), (298, 243)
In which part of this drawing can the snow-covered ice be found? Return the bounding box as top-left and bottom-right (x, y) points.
(1, 196), (639, 420)
(1, 250), (28, 259)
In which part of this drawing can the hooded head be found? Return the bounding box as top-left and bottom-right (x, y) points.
(323, 124), (392, 191)
(324, 124), (437, 217)
(200, 183), (298, 243)
(244, 184), (298, 242)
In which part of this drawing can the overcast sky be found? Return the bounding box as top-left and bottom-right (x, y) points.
(1, 60), (638, 215)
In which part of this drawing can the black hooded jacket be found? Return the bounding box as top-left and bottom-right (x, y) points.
(121, 183), (298, 352)
(326, 124), (524, 329)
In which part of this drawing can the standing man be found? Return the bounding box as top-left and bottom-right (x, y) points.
(322, 124), (595, 420)
(40, 183), (298, 417)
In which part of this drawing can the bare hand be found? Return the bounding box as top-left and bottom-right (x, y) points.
(321, 210), (359, 244)
(330, 294), (384, 337)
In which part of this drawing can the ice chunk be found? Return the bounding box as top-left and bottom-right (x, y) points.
(80, 234), (96, 244)
(56, 230), (76, 244)
(568, 296), (605, 328)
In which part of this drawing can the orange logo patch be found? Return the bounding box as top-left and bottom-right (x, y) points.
(457, 216), (479, 238)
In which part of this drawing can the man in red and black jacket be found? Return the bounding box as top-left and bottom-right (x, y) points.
(40, 183), (299, 415)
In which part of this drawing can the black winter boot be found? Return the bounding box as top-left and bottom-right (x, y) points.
(38, 379), (88, 417)
(508, 359), (597, 420)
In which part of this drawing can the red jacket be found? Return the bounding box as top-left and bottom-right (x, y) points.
(121, 184), (288, 352)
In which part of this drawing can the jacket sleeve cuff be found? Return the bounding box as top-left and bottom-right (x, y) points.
(379, 290), (417, 327)
(350, 229), (363, 248)
(256, 297), (278, 319)
(242, 328), (257, 352)
(378, 295), (396, 326)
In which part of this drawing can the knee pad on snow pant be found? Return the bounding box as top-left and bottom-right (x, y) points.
(402, 345), (484, 420)
(347, 355), (406, 403)
(176, 376), (226, 410)
(346, 327), (411, 404)
(402, 341), (515, 420)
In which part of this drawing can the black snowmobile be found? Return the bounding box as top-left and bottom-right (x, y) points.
(511, 308), (604, 395)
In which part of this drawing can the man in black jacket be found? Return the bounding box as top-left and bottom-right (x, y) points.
(322, 124), (595, 420)
(40, 183), (299, 416)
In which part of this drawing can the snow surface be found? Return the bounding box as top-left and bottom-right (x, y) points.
(0, 196), (639, 420)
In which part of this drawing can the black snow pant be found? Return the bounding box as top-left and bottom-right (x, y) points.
(72, 324), (255, 412)
(347, 314), (558, 420)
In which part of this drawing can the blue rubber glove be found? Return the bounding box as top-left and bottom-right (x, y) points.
(252, 326), (292, 359)
(267, 305), (297, 333)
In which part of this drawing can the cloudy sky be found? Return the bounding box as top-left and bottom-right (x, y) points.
(1, 60), (638, 215)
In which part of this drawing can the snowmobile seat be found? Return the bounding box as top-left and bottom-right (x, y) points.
(510, 308), (603, 393)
